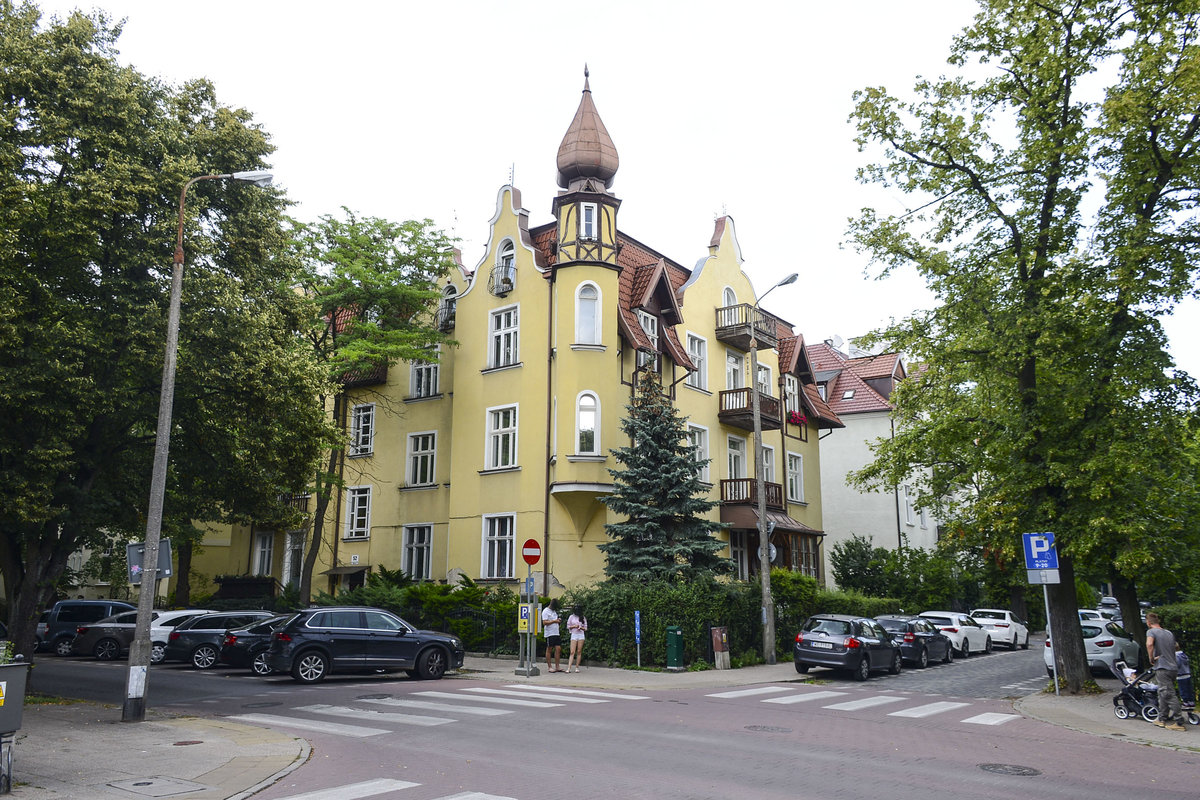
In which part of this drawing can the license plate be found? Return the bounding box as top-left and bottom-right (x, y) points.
(811, 641), (833, 649)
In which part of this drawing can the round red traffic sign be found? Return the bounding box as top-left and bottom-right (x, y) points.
(522, 538), (541, 565)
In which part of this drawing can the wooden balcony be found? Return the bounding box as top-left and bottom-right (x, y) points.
(714, 304), (778, 351)
(720, 478), (785, 511)
(718, 388), (781, 432)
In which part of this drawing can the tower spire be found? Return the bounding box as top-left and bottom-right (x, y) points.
(556, 66), (618, 191)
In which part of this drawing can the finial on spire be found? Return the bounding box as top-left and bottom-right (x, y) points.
(583, 63), (590, 92)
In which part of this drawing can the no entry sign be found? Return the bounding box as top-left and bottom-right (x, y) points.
(522, 538), (541, 565)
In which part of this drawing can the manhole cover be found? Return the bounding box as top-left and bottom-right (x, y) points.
(745, 725), (792, 733)
(979, 763), (1041, 777)
(108, 776), (212, 797)
(357, 693), (393, 700)
(242, 701), (282, 709)
(172, 741), (203, 746)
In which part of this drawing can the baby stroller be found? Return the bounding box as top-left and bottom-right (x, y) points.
(1110, 661), (1200, 725)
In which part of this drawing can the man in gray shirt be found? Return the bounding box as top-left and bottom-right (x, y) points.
(1145, 612), (1185, 731)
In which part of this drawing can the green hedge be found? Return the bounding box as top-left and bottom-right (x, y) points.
(1155, 602), (1200, 668)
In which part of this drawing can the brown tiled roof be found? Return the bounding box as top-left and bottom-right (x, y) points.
(802, 384), (844, 429)
(804, 342), (900, 416)
(850, 351), (904, 381)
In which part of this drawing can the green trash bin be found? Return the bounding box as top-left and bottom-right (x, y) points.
(666, 626), (684, 671)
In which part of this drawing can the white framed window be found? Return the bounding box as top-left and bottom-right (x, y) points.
(761, 444), (776, 483)
(723, 287), (737, 308)
(727, 436), (747, 480)
(482, 514), (515, 579)
(636, 309), (658, 368)
(686, 333), (707, 389)
(254, 532), (273, 576)
(494, 239), (516, 294)
(730, 530), (748, 580)
(349, 403), (375, 457)
(785, 375), (801, 414)
(688, 425), (710, 483)
(842, 389), (856, 400)
(438, 285), (457, 331)
(576, 283), (601, 344)
(408, 432), (437, 486)
(581, 202), (598, 240)
(486, 405), (518, 470)
(345, 486), (372, 540)
(818, 383), (828, 401)
(489, 306), (519, 368)
(787, 452), (805, 503)
(411, 356), (439, 398)
(576, 392), (599, 454)
(902, 484), (915, 526)
(919, 506), (929, 529)
(283, 531), (304, 588)
(403, 525), (432, 580)
(726, 350), (745, 390)
(756, 363), (772, 395)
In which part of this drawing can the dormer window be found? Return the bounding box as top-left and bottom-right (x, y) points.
(581, 203), (598, 240)
(636, 309), (658, 368)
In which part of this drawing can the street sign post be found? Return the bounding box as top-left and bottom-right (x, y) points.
(515, 539), (542, 677)
(1023, 532), (1061, 695)
(635, 610), (642, 668)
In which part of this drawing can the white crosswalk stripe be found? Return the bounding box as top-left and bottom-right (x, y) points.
(360, 696), (513, 716)
(227, 713), (389, 738)
(962, 712), (1020, 725)
(436, 794), (519, 800)
(823, 695), (908, 711)
(504, 685), (650, 700)
(295, 703), (454, 727)
(706, 686), (794, 699)
(414, 690), (564, 708)
(271, 778), (420, 800)
(460, 687), (608, 703)
(763, 690), (849, 704)
(888, 701), (972, 718)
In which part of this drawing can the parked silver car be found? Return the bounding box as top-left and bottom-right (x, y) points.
(1044, 620), (1141, 675)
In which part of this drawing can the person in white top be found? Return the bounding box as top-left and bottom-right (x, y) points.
(541, 599), (563, 673)
(565, 606), (588, 673)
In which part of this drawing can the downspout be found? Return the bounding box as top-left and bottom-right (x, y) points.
(891, 416), (903, 550)
(330, 392), (348, 591)
(246, 522), (256, 574)
(543, 266), (556, 595)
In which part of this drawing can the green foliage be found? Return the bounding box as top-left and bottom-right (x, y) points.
(813, 589), (900, 618)
(600, 372), (731, 581)
(830, 535), (889, 596)
(830, 534), (982, 612)
(1156, 602), (1200, 673)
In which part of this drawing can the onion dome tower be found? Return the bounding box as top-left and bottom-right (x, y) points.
(553, 67), (621, 267)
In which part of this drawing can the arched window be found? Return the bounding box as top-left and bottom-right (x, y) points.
(576, 392), (600, 454)
(576, 283), (600, 344)
(491, 240), (516, 295)
(438, 285), (457, 332)
(723, 287), (737, 308)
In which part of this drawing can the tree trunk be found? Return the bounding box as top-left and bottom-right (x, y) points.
(1111, 574), (1146, 667)
(172, 539), (194, 607)
(1008, 584), (1029, 627)
(1046, 554), (1090, 693)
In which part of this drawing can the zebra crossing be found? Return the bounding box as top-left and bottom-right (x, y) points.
(227, 684), (649, 738)
(705, 685), (1020, 725)
(269, 778), (517, 800)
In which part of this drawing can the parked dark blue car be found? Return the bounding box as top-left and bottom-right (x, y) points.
(875, 614), (954, 668)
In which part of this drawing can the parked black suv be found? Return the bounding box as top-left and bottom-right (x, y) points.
(265, 606), (465, 684)
(163, 610), (276, 669)
(36, 599), (136, 655)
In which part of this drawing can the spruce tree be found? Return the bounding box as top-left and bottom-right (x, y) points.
(600, 371), (730, 581)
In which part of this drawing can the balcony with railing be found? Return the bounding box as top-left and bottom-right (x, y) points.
(436, 303), (456, 332)
(489, 265), (515, 296)
(720, 478), (785, 511)
(718, 388), (781, 432)
(715, 304), (779, 351)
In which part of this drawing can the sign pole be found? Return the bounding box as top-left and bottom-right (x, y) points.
(515, 539), (542, 677)
(1022, 532), (1060, 696)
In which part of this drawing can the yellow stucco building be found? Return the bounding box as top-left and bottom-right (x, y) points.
(192, 74), (841, 598)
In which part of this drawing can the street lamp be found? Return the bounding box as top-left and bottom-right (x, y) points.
(123, 170), (274, 723)
(751, 271), (798, 665)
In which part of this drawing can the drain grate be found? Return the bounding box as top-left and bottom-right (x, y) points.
(356, 693), (393, 700)
(979, 763), (1041, 777)
(108, 776), (213, 797)
(745, 725), (792, 733)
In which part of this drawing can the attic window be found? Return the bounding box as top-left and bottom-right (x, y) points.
(581, 203), (598, 240)
(842, 389), (855, 400)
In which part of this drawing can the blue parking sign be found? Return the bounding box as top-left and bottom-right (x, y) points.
(1022, 532), (1058, 570)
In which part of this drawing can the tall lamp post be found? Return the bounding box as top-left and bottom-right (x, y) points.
(123, 170), (273, 723)
(751, 271), (798, 665)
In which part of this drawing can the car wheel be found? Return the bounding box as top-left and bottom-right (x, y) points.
(984, 636), (992, 653)
(54, 638), (74, 657)
(1114, 704), (1130, 719)
(251, 652), (273, 676)
(888, 652), (902, 675)
(795, 661), (809, 674)
(150, 643), (166, 664)
(415, 647), (447, 680)
(944, 644), (954, 663)
(917, 647), (929, 669)
(1020, 634), (1030, 650)
(93, 638), (121, 661)
(852, 656), (871, 682)
(1141, 705), (1159, 723)
(960, 640), (970, 658)
(292, 651), (329, 684)
(191, 644), (219, 670)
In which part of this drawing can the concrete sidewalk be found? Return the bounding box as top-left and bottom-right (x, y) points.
(10, 656), (1195, 798)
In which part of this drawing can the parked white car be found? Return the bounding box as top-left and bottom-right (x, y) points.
(149, 609), (213, 664)
(919, 611), (992, 657)
(970, 608), (1030, 650)
(1078, 608), (1120, 622)
(1044, 620), (1141, 675)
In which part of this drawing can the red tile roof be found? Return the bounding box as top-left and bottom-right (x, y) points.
(804, 341), (905, 416)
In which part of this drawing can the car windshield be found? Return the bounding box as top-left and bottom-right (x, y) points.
(876, 619), (907, 632)
(804, 618), (851, 636)
(972, 610), (1004, 620)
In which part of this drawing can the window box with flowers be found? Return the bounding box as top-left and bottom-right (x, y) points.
(787, 410), (807, 426)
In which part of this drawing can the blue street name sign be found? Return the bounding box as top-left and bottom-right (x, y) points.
(635, 610), (641, 644)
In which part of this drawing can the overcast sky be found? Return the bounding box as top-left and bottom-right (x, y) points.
(35, 0), (1200, 377)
